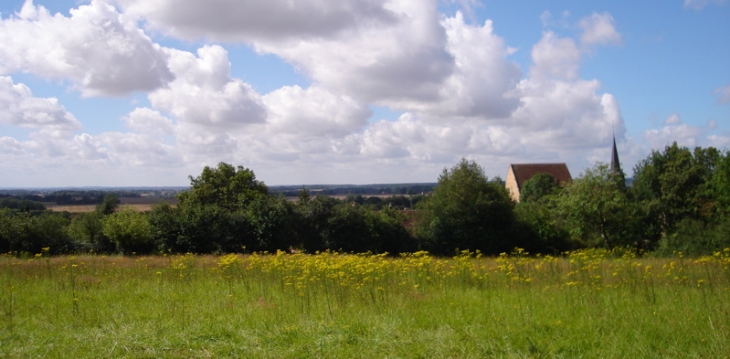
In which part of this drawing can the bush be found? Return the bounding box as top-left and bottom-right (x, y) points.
(654, 217), (730, 256)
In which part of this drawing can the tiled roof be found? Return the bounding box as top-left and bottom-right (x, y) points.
(510, 163), (572, 190)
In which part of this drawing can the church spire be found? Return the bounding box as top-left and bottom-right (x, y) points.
(610, 134), (621, 174)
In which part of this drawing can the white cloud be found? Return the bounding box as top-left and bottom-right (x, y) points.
(578, 12), (622, 47)
(684, 0), (727, 10)
(643, 123), (704, 149)
(121, 108), (175, 135)
(149, 46), (266, 129)
(263, 85), (371, 137)
(252, 0), (454, 106)
(71, 133), (109, 160)
(530, 31), (581, 80)
(420, 13), (521, 120)
(97, 132), (181, 167)
(707, 134), (730, 149)
(0, 76), (81, 137)
(665, 113), (682, 124)
(114, 0), (398, 42)
(0, 0), (173, 97)
(715, 84), (730, 104)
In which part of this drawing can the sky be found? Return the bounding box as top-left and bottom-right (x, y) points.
(0, 0), (728, 187)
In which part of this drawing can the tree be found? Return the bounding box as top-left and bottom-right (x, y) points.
(554, 163), (641, 249)
(96, 194), (120, 215)
(103, 206), (152, 254)
(415, 159), (515, 255)
(67, 212), (113, 252)
(520, 173), (559, 203)
(632, 143), (721, 236)
(178, 162), (268, 211)
(710, 151), (730, 215)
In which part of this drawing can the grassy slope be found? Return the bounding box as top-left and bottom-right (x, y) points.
(1, 252), (728, 358)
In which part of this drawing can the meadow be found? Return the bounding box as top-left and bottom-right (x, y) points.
(0, 249), (728, 358)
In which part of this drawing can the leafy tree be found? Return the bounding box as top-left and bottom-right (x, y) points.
(520, 173), (559, 203)
(244, 195), (298, 252)
(513, 201), (573, 253)
(67, 212), (115, 252)
(103, 206), (152, 254)
(0, 209), (72, 254)
(293, 194), (340, 252)
(415, 159), (515, 255)
(178, 162), (268, 211)
(96, 194), (120, 215)
(554, 163), (641, 249)
(710, 151), (730, 214)
(149, 202), (231, 254)
(631, 143), (721, 235)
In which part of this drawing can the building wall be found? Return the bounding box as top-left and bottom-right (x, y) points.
(505, 166), (520, 203)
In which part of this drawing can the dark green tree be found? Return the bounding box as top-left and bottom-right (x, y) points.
(178, 162), (268, 211)
(554, 163), (641, 250)
(520, 173), (559, 203)
(96, 194), (120, 215)
(415, 158), (515, 255)
(632, 143), (721, 236)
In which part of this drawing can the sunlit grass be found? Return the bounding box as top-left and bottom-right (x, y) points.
(1, 248), (728, 358)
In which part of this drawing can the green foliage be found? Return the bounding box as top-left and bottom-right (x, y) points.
(294, 194), (340, 252)
(554, 163), (641, 249)
(102, 206), (152, 254)
(654, 216), (730, 256)
(149, 202), (236, 254)
(519, 173), (558, 203)
(0, 209), (73, 254)
(513, 201), (573, 253)
(67, 212), (104, 243)
(178, 162), (268, 211)
(416, 158), (514, 255)
(632, 143), (721, 234)
(711, 151), (730, 214)
(95, 194), (120, 215)
(0, 197), (46, 211)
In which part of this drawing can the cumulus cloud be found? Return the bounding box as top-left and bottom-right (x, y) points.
(643, 123), (704, 149)
(149, 45), (266, 129)
(121, 108), (175, 135)
(97, 132), (181, 167)
(0, 76), (81, 137)
(530, 32), (581, 80)
(0, 0), (173, 96)
(252, 0), (454, 106)
(0, 3), (675, 186)
(418, 13), (521, 120)
(114, 0), (398, 42)
(578, 12), (622, 47)
(684, 0), (727, 10)
(263, 85), (371, 137)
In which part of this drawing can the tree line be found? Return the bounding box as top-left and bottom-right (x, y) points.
(1, 142), (728, 257)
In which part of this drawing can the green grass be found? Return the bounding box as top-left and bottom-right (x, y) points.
(0, 250), (728, 358)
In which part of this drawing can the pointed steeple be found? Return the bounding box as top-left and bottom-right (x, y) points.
(610, 135), (621, 174)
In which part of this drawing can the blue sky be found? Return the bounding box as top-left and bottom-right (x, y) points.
(0, 0), (728, 187)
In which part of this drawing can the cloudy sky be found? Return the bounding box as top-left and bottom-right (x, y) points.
(0, 0), (728, 187)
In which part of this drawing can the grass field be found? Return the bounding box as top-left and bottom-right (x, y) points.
(43, 197), (178, 213)
(1, 249), (728, 358)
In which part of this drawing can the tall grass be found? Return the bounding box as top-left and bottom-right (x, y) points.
(0, 249), (728, 358)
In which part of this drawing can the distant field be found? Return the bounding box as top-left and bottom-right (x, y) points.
(43, 197), (177, 213)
